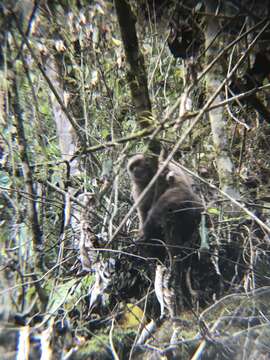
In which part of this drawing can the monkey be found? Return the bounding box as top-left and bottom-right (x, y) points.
(127, 154), (194, 231)
(168, 20), (194, 59)
(167, 14), (203, 60)
(127, 154), (166, 231)
(127, 154), (203, 310)
(142, 190), (201, 311)
(164, 162), (194, 189)
(141, 177), (202, 262)
(127, 154), (201, 257)
(229, 50), (270, 123)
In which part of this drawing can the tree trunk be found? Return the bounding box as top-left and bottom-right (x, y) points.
(114, 0), (160, 154)
(46, 58), (80, 176)
(204, 0), (240, 201)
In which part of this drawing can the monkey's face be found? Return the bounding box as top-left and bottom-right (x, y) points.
(127, 156), (155, 185)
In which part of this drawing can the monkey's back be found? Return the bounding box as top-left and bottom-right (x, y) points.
(142, 184), (202, 259)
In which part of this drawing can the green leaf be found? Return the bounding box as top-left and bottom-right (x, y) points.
(207, 207), (220, 215)
(0, 173), (10, 187)
(47, 278), (78, 314)
(101, 129), (110, 139)
(40, 103), (50, 115)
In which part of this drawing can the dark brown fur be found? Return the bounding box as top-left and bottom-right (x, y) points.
(127, 154), (195, 232)
(128, 154), (203, 309)
(142, 184), (202, 260)
(127, 154), (201, 258)
(127, 154), (163, 230)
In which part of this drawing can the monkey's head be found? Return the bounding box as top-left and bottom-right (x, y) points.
(127, 154), (157, 186)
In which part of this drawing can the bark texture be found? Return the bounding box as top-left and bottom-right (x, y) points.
(204, 0), (240, 200)
(114, 0), (152, 129)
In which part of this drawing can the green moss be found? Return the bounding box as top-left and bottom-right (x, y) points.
(78, 334), (110, 358)
(75, 329), (136, 360)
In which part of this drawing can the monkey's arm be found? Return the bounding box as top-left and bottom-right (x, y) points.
(142, 205), (164, 240)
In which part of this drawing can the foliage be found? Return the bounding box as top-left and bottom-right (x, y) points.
(0, 0), (270, 359)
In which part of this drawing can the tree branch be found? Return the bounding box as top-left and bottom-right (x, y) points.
(12, 72), (45, 275)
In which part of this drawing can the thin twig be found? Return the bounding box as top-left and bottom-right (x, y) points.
(109, 318), (120, 360)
